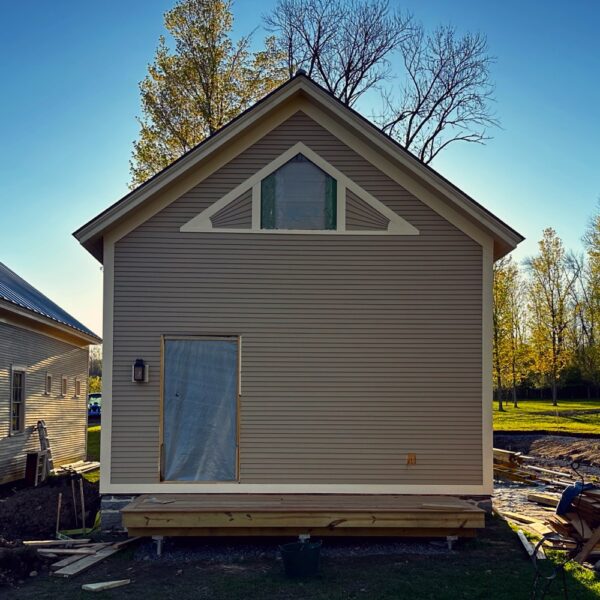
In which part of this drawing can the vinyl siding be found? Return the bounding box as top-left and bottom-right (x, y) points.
(210, 189), (252, 229)
(111, 110), (483, 485)
(345, 190), (389, 231)
(0, 322), (89, 484)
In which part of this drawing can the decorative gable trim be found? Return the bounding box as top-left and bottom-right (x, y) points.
(180, 142), (419, 236)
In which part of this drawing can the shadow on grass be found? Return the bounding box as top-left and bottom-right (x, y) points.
(4, 517), (599, 599)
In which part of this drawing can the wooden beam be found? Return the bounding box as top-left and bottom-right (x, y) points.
(122, 511), (483, 530)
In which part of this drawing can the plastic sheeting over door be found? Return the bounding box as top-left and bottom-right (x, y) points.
(163, 339), (238, 481)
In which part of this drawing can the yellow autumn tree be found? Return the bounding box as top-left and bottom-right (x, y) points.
(493, 256), (528, 410)
(572, 207), (600, 394)
(526, 228), (578, 406)
(130, 0), (287, 186)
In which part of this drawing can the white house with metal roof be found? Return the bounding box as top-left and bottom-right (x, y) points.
(0, 262), (101, 484)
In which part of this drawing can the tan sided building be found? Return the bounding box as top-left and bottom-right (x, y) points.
(0, 262), (100, 484)
(75, 74), (523, 537)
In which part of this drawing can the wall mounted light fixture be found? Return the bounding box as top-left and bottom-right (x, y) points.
(132, 358), (149, 383)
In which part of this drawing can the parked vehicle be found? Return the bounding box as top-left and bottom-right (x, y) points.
(88, 393), (101, 418)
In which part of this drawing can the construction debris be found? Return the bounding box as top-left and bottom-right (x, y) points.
(494, 451), (600, 569)
(517, 529), (546, 560)
(17, 537), (140, 578)
(56, 461), (101, 475)
(493, 448), (574, 486)
(82, 579), (131, 592)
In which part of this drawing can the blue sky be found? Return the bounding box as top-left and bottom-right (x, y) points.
(1, 1), (598, 335)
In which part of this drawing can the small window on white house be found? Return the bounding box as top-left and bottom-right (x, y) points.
(11, 370), (25, 433)
(261, 154), (337, 230)
(45, 373), (52, 395)
(61, 376), (68, 397)
(74, 378), (81, 398)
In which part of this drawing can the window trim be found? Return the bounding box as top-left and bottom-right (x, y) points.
(61, 375), (68, 398)
(180, 142), (419, 236)
(10, 366), (26, 435)
(74, 378), (81, 398)
(44, 373), (52, 396)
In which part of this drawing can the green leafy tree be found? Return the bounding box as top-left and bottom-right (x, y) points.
(131, 0), (287, 186)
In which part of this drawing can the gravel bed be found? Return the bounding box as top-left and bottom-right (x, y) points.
(493, 481), (559, 522)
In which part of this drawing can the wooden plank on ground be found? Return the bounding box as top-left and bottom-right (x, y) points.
(500, 511), (540, 525)
(53, 546), (121, 578)
(527, 493), (559, 508)
(113, 536), (141, 550)
(517, 530), (546, 560)
(566, 513), (593, 539)
(38, 548), (97, 556)
(51, 554), (87, 571)
(575, 526), (600, 564)
(23, 539), (91, 547)
(81, 579), (130, 592)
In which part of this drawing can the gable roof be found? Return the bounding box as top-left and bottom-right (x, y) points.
(0, 262), (101, 345)
(74, 73), (523, 260)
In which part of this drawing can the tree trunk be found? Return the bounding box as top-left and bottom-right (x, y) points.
(512, 386), (518, 408)
(496, 382), (504, 411)
(552, 379), (558, 406)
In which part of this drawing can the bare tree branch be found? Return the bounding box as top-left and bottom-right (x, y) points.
(377, 25), (498, 163)
(264, 0), (412, 106)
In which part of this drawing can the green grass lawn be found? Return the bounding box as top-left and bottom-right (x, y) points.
(84, 425), (101, 483)
(4, 517), (600, 599)
(493, 399), (600, 434)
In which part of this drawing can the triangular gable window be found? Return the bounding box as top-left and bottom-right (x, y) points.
(180, 141), (419, 237)
(261, 154), (336, 230)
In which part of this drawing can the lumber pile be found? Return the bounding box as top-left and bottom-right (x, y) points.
(56, 460), (100, 475)
(528, 488), (600, 564)
(24, 537), (139, 578)
(493, 448), (574, 486)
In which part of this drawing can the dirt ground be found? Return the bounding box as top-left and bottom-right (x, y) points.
(493, 432), (600, 525)
(0, 474), (99, 541)
(494, 433), (600, 474)
(2, 433), (600, 595)
(0, 474), (100, 586)
(2, 518), (600, 599)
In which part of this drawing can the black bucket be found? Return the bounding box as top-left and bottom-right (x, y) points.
(280, 540), (322, 578)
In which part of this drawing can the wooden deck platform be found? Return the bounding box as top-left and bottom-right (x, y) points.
(122, 494), (485, 538)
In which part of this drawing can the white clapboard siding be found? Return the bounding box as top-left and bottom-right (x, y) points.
(0, 322), (89, 483)
(111, 111), (483, 485)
